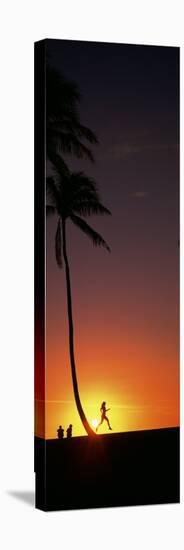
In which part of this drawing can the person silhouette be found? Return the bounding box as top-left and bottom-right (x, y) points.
(57, 425), (64, 439)
(66, 424), (73, 438)
(96, 401), (112, 432)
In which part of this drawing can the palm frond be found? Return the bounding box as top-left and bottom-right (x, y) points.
(69, 172), (97, 192)
(68, 173), (99, 207)
(76, 123), (98, 144)
(50, 170), (99, 218)
(46, 177), (60, 206)
(70, 214), (110, 252)
(54, 119), (98, 145)
(47, 66), (81, 117)
(56, 132), (95, 161)
(46, 65), (97, 163)
(55, 219), (63, 268)
(48, 149), (70, 180)
(72, 200), (111, 217)
(65, 172), (111, 217)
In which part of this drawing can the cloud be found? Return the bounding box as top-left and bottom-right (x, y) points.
(108, 142), (178, 160)
(129, 191), (148, 199)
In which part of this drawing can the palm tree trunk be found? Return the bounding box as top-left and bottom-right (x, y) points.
(62, 218), (96, 437)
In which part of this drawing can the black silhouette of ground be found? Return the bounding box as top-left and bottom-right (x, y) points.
(35, 427), (179, 511)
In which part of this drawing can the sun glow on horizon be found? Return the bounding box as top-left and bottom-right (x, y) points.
(91, 418), (98, 428)
(37, 388), (179, 438)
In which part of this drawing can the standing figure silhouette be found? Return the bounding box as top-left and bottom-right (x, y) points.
(66, 424), (73, 438)
(57, 425), (64, 439)
(96, 401), (112, 432)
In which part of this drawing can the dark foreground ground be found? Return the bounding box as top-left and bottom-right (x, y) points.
(35, 427), (179, 511)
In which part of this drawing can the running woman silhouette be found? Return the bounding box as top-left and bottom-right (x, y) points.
(96, 401), (112, 432)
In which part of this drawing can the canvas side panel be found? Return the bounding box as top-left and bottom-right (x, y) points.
(34, 39), (47, 510)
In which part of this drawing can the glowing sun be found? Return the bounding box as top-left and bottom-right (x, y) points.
(91, 419), (98, 428)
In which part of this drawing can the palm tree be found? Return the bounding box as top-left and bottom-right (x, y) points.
(47, 64), (98, 172)
(47, 168), (111, 436)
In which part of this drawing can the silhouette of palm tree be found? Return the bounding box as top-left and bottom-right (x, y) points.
(47, 64), (98, 173)
(47, 166), (111, 436)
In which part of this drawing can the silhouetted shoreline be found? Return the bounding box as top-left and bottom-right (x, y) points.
(35, 426), (180, 511)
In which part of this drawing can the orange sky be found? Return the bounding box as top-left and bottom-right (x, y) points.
(35, 294), (179, 437)
(34, 213), (179, 439)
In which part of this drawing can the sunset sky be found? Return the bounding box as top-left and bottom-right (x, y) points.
(35, 41), (179, 439)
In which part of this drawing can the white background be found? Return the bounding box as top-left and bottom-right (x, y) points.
(0, 1), (183, 548)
